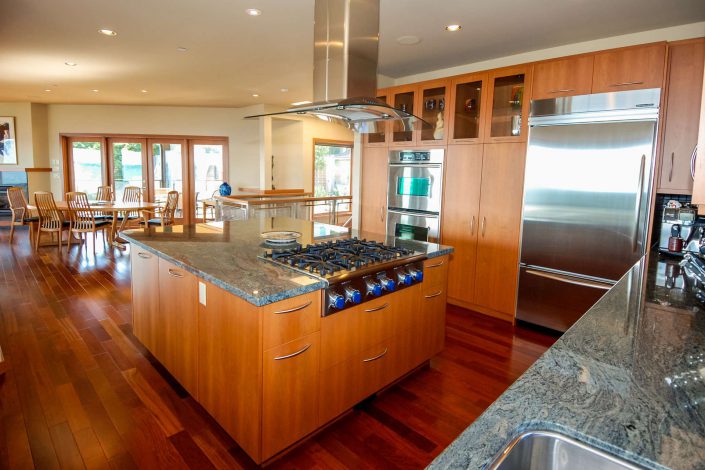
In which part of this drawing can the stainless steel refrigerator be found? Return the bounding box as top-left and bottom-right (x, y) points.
(516, 89), (660, 332)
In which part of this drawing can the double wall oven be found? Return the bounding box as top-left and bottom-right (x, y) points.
(386, 149), (444, 243)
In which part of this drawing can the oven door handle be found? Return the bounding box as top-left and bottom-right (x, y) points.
(388, 164), (442, 169)
(387, 209), (439, 219)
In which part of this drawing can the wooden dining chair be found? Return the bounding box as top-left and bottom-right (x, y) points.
(34, 191), (70, 252)
(66, 192), (112, 254)
(142, 191), (179, 227)
(96, 185), (114, 202)
(119, 186), (142, 229)
(7, 187), (38, 244)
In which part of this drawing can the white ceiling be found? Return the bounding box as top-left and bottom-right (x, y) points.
(0, 0), (703, 107)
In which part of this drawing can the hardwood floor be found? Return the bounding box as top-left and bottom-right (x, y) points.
(0, 226), (557, 469)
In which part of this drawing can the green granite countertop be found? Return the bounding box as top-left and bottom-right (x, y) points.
(430, 252), (705, 469)
(122, 217), (453, 307)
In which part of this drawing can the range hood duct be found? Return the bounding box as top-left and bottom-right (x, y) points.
(245, 0), (428, 133)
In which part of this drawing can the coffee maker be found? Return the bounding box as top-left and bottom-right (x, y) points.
(659, 204), (705, 256)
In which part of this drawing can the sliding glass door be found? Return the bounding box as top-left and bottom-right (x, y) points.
(190, 140), (227, 221)
(149, 139), (187, 221)
(67, 138), (106, 199)
(108, 138), (148, 201)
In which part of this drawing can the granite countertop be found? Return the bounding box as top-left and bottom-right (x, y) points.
(430, 252), (705, 469)
(122, 217), (453, 307)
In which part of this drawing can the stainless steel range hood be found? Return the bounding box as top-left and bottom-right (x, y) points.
(245, 0), (428, 133)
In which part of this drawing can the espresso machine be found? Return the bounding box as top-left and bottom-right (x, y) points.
(658, 203), (705, 256)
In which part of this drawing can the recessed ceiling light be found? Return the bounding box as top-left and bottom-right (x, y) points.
(92, 89), (99, 92)
(65, 61), (78, 66)
(280, 88), (289, 92)
(98, 29), (117, 36)
(141, 89), (148, 93)
(396, 35), (421, 46)
(176, 46), (188, 52)
(252, 93), (260, 97)
(44, 89), (52, 92)
(245, 8), (262, 16)
(291, 100), (312, 106)
(445, 24), (462, 32)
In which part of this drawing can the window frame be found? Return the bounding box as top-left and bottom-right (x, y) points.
(311, 138), (354, 199)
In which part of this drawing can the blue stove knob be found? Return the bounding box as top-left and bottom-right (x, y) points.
(345, 287), (362, 304)
(379, 276), (396, 292)
(328, 292), (345, 310)
(397, 271), (413, 286)
(408, 268), (423, 282)
(365, 279), (382, 297)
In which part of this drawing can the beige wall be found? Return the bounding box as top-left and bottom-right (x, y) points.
(392, 21), (705, 85)
(0, 101), (34, 169)
(46, 103), (264, 195)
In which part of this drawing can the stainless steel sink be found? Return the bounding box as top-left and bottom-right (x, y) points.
(487, 431), (643, 470)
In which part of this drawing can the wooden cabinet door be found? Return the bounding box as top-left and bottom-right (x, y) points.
(592, 43), (666, 93)
(420, 284), (447, 359)
(449, 72), (489, 144)
(130, 249), (159, 352)
(416, 79), (451, 145)
(485, 65), (533, 142)
(262, 332), (320, 460)
(692, 57), (705, 204)
(390, 84), (419, 146)
(157, 258), (198, 396)
(360, 145), (388, 235)
(658, 39), (705, 194)
(474, 143), (527, 317)
(532, 55), (594, 100)
(441, 145), (483, 305)
(198, 281), (262, 462)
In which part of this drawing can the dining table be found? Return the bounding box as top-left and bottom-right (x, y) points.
(27, 200), (162, 249)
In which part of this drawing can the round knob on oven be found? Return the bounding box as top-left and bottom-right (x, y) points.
(379, 276), (396, 292)
(365, 279), (382, 297)
(328, 291), (345, 310)
(408, 268), (423, 282)
(397, 270), (413, 286)
(345, 287), (362, 304)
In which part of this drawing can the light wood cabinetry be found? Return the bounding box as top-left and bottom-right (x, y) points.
(130, 249), (159, 352)
(262, 332), (320, 460)
(657, 39), (705, 194)
(532, 55), (594, 100)
(390, 84), (419, 146)
(156, 258), (198, 396)
(485, 65), (533, 142)
(448, 72), (489, 144)
(691, 50), (705, 204)
(363, 90), (390, 147)
(360, 145), (388, 235)
(592, 43), (666, 93)
(416, 79), (451, 145)
(262, 291), (321, 350)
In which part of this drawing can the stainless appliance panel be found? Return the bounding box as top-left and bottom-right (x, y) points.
(530, 88), (660, 119)
(386, 209), (440, 243)
(387, 164), (443, 213)
(520, 119), (656, 281)
(516, 266), (613, 332)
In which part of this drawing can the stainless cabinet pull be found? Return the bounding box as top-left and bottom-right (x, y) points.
(548, 88), (575, 93)
(632, 154), (646, 253)
(168, 268), (183, 278)
(363, 348), (388, 362)
(274, 343), (311, 360)
(137, 252), (151, 259)
(273, 300), (312, 314)
(424, 290), (443, 299)
(470, 216), (475, 235)
(669, 152), (674, 182)
(610, 81), (644, 87)
(426, 260), (445, 268)
(365, 302), (389, 313)
(691, 145), (698, 180)
(481, 217), (486, 237)
(526, 269), (612, 290)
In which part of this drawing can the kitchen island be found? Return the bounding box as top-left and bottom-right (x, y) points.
(430, 252), (705, 469)
(121, 218), (452, 464)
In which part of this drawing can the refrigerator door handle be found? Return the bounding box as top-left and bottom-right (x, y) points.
(632, 154), (646, 253)
(525, 269), (612, 290)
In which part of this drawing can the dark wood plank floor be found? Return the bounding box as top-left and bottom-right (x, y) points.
(0, 225), (557, 469)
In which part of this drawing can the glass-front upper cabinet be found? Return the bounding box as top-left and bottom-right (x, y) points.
(418, 80), (450, 144)
(364, 92), (389, 146)
(450, 73), (487, 143)
(391, 86), (417, 145)
(486, 66), (531, 141)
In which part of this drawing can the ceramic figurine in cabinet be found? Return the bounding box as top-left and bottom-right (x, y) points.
(433, 112), (445, 139)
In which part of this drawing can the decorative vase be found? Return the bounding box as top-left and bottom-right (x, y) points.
(433, 112), (444, 140)
(219, 182), (232, 196)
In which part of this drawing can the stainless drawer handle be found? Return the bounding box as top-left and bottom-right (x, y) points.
(669, 151), (674, 182)
(363, 348), (388, 363)
(424, 290), (443, 299)
(274, 343), (311, 361)
(526, 269), (611, 290)
(273, 300), (312, 314)
(137, 252), (151, 259)
(426, 260), (445, 268)
(168, 269), (183, 278)
(365, 302), (389, 313)
(610, 81), (644, 87)
(548, 88), (575, 93)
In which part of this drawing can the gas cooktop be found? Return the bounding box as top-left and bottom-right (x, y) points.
(261, 238), (427, 315)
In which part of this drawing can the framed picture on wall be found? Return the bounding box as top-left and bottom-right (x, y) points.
(0, 116), (17, 164)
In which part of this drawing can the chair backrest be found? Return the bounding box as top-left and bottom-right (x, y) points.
(34, 192), (64, 229)
(122, 186), (141, 203)
(7, 187), (28, 223)
(66, 192), (96, 230)
(163, 191), (179, 225)
(96, 185), (113, 202)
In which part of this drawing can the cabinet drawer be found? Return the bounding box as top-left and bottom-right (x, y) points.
(320, 294), (399, 370)
(592, 43), (666, 93)
(263, 292), (321, 350)
(423, 255), (449, 289)
(319, 340), (397, 426)
(532, 55), (593, 100)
